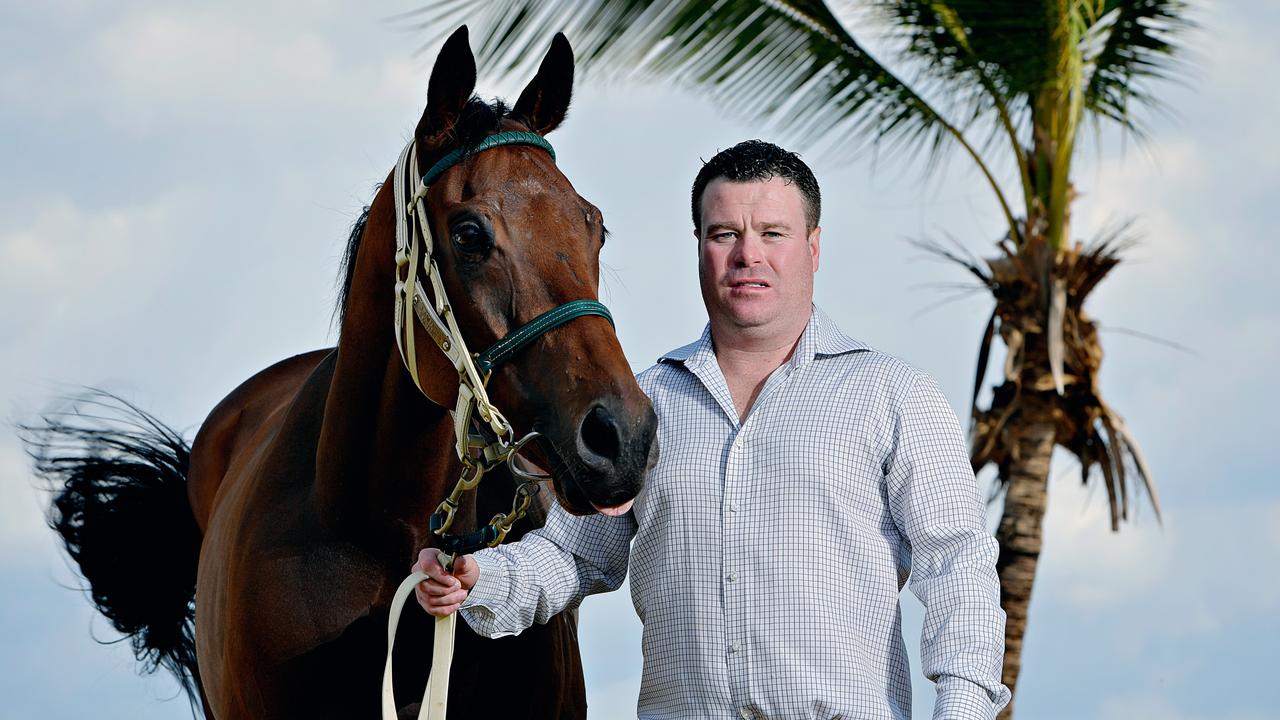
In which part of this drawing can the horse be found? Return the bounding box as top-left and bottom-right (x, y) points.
(28, 26), (657, 719)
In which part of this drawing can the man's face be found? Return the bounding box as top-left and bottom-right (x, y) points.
(696, 177), (821, 336)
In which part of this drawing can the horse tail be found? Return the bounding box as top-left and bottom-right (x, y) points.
(24, 390), (204, 713)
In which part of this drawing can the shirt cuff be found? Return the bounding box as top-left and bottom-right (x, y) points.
(459, 548), (509, 612)
(933, 675), (1000, 720)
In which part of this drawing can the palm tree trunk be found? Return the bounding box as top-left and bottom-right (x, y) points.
(993, 409), (1056, 720)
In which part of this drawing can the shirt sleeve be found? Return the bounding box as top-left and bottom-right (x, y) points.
(458, 500), (637, 638)
(883, 372), (1012, 719)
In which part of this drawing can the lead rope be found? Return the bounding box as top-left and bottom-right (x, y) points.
(382, 555), (455, 720)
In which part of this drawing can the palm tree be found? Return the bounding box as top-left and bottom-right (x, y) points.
(410, 1), (1191, 715)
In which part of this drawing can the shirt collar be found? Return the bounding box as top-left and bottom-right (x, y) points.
(658, 304), (871, 369)
(657, 324), (716, 368)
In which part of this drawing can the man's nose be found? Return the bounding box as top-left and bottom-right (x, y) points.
(732, 234), (763, 266)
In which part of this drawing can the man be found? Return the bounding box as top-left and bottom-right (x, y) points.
(416, 140), (1010, 719)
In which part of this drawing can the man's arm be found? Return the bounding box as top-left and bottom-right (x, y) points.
(884, 372), (1012, 719)
(417, 500), (637, 639)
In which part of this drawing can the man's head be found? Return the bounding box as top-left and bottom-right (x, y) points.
(691, 140), (820, 235)
(692, 140), (822, 345)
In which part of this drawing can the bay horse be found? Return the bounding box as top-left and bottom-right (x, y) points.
(29, 26), (656, 719)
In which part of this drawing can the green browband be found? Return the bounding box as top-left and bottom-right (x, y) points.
(422, 131), (556, 186)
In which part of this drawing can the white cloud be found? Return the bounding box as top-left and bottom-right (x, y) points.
(586, 676), (643, 720)
(579, 579), (644, 714)
(1098, 692), (1269, 720)
(0, 440), (51, 563)
(4, 1), (424, 136)
(1034, 472), (1280, 635)
(0, 193), (190, 352)
(94, 9), (339, 106)
(1039, 470), (1170, 610)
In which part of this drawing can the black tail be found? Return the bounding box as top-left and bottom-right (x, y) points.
(22, 391), (204, 714)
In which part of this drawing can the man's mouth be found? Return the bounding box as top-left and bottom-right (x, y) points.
(730, 280), (770, 288)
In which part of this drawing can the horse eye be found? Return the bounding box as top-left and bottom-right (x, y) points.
(451, 221), (491, 256)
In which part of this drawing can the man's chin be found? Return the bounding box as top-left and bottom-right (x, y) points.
(722, 307), (775, 329)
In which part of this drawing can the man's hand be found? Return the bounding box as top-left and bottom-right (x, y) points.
(413, 549), (479, 617)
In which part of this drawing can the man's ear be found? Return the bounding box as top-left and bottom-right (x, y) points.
(511, 33), (574, 135)
(415, 26), (477, 149)
(809, 226), (822, 273)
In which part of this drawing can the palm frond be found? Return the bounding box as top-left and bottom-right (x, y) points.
(971, 307), (998, 425)
(906, 234), (993, 286)
(412, 1), (1041, 235)
(1084, 0), (1192, 133)
(1097, 411), (1129, 527)
(1071, 220), (1136, 301)
(1047, 276), (1067, 395)
(1086, 428), (1123, 531)
(875, 1), (1052, 103)
(420, 0), (953, 158)
(1096, 324), (1194, 355)
(1103, 400), (1163, 525)
(872, 0), (1049, 181)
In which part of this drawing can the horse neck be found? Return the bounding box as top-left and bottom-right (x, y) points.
(313, 186), (462, 553)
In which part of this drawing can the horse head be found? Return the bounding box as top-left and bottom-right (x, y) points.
(397, 27), (656, 517)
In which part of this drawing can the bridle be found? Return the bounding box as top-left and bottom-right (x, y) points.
(390, 131), (612, 559)
(382, 131), (613, 720)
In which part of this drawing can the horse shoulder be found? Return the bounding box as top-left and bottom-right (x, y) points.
(188, 349), (334, 530)
(199, 349), (392, 660)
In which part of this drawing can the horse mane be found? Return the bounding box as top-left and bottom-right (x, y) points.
(335, 97), (512, 327)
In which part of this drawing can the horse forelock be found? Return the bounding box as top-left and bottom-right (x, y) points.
(335, 97), (518, 327)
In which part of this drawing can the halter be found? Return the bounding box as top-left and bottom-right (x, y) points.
(383, 130), (613, 720)
(391, 131), (613, 557)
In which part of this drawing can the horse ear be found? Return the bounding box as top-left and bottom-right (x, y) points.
(511, 33), (574, 136)
(416, 26), (477, 147)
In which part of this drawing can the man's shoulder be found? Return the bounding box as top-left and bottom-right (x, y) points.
(819, 341), (928, 392)
(634, 353), (691, 397)
(654, 336), (703, 364)
(807, 307), (926, 391)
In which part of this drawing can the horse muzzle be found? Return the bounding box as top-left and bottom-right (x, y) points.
(545, 397), (657, 516)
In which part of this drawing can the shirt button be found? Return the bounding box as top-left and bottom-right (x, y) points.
(726, 571), (738, 582)
(729, 502), (741, 512)
(739, 709), (753, 720)
(729, 641), (742, 654)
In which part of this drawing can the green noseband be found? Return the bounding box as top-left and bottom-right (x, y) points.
(475, 299), (614, 376)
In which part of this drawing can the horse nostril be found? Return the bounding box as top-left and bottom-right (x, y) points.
(580, 405), (622, 463)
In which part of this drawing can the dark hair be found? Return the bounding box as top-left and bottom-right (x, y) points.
(690, 140), (821, 234)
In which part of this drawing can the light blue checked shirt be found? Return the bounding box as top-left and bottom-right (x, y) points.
(462, 306), (1010, 719)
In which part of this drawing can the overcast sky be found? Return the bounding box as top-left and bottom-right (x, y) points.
(2, 1), (1277, 718)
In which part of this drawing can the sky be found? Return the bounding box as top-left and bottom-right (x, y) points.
(2, 1), (1277, 718)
